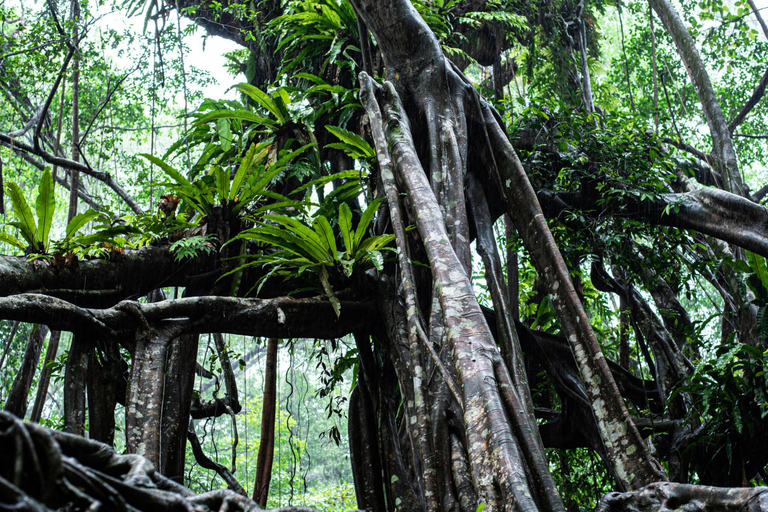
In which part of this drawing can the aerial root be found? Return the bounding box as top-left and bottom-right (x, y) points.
(0, 411), (364, 512)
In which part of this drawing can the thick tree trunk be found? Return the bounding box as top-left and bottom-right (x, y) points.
(63, 334), (88, 436)
(86, 340), (123, 445)
(160, 333), (199, 480)
(124, 323), (175, 467)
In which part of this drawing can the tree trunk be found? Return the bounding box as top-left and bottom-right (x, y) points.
(67, 0), (81, 222)
(4, 324), (48, 418)
(254, 337), (278, 507)
(648, 0), (744, 195)
(29, 330), (61, 423)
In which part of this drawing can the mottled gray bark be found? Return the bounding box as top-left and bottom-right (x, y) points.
(598, 483), (768, 512)
(63, 334), (88, 436)
(0, 293), (375, 341)
(538, 186), (768, 259)
(477, 97), (666, 489)
(362, 74), (565, 512)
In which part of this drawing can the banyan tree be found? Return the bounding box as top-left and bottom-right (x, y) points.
(1, 0), (768, 510)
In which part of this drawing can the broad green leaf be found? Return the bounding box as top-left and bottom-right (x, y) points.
(291, 170), (362, 196)
(325, 142), (370, 159)
(73, 225), (137, 246)
(213, 166), (230, 203)
(367, 250), (384, 271)
(313, 215), (337, 259)
(35, 168), (55, 251)
(326, 126), (374, 158)
(5, 181), (37, 247)
(260, 215), (329, 262)
(338, 203), (354, 255)
(747, 251), (768, 293)
(354, 199), (382, 248)
(234, 227), (325, 266)
(273, 88), (292, 121)
(0, 232), (25, 250)
(295, 72), (325, 85)
(217, 119), (232, 152)
(272, 143), (315, 169)
(65, 209), (100, 240)
(232, 83), (286, 125)
(356, 234), (395, 257)
(141, 154), (193, 188)
(193, 110), (276, 127)
(230, 143), (258, 201)
(235, 164), (284, 211)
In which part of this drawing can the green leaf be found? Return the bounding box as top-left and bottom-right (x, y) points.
(231, 142), (258, 201)
(235, 163), (284, 212)
(354, 199), (382, 249)
(0, 232), (25, 250)
(338, 203), (354, 255)
(367, 250), (384, 271)
(326, 126), (374, 158)
(232, 83), (286, 125)
(261, 215), (329, 262)
(291, 170), (363, 196)
(35, 168), (55, 251)
(746, 251), (768, 293)
(355, 234), (395, 257)
(213, 166), (231, 203)
(313, 215), (337, 260)
(5, 181), (37, 247)
(73, 225), (137, 246)
(193, 109), (277, 127)
(141, 154), (193, 188)
(217, 118), (232, 152)
(65, 209), (100, 240)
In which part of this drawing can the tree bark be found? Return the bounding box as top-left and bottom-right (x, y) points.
(648, 0), (744, 195)
(3, 324), (48, 418)
(253, 337), (278, 507)
(29, 330), (61, 423)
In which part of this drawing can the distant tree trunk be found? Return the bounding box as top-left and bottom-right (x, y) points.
(648, 0), (744, 195)
(67, 0), (81, 222)
(4, 324), (48, 418)
(253, 337), (278, 507)
(29, 330), (61, 423)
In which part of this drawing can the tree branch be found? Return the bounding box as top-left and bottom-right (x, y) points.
(0, 293), (377, 340)
(0, 132), (143, 214)
(728, 65), (768, 134)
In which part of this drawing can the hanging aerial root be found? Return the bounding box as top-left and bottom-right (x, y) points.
(470, 87), (667, 490)
(360, 71), (566, 512)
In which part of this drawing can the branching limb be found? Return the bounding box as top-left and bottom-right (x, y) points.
(728, 66), (768, 134)
(187, 422), (247, 496)
(0, 293), (376, 341)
